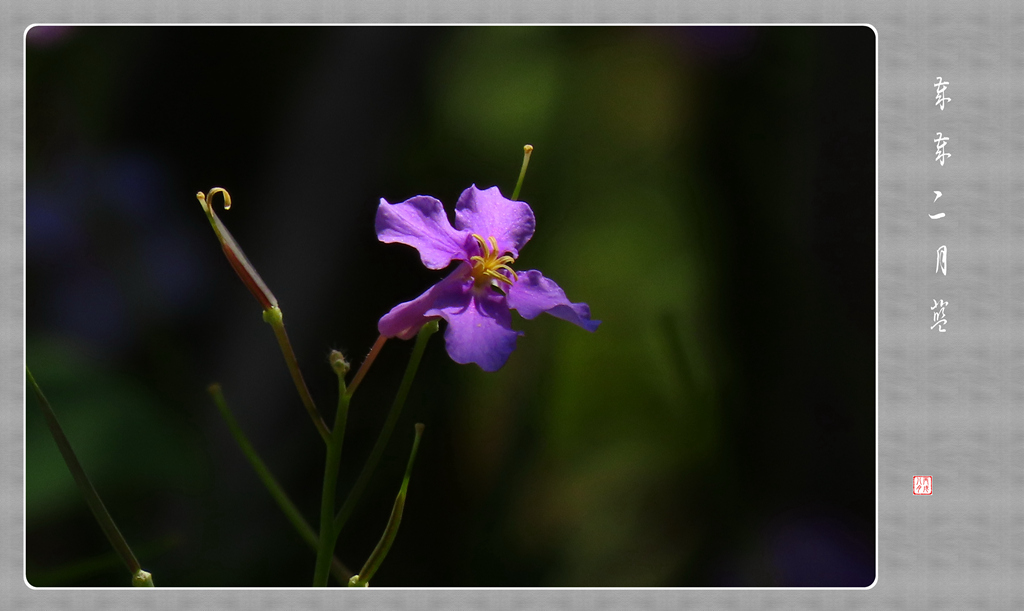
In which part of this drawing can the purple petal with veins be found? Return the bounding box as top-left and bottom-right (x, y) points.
(507, 270), (600, 332)
(454, 185), (535, 258)
(378, 263), (472, 340)
(376, 195), (471, 269)
(427, 289), (523, 372)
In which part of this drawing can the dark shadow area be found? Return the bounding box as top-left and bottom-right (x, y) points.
(26, 25), (875, 587)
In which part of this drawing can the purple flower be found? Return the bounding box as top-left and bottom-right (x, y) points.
(376, 185), (600, 371)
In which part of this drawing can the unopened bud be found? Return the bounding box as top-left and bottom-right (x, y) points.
(329, 350), (350, 376)
(197, 188), (279, 311)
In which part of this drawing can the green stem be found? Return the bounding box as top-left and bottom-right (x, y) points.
(30, 537), (176, 587)
(333, 321), (438, 535)
(263, 306), (331, 444)
(312, 416), (346, 586)
(312, 353), (353, 586)
(26, 368), (152, 586)
(207, 384), (351, 583)
(511, 144), (533, 201)
(349, 423), (425, 587)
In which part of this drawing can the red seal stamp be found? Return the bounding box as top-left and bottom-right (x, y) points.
(913, 475), (932, 495)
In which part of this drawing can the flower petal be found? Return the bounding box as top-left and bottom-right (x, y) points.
(453, 185), (535, 258)
(378, 263), (472, 339)
(376, 195), (471, 269)
(507, 270), (601, 332)
(428, 289), (523, 372)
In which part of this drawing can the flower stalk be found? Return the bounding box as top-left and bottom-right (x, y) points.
(26, 368), (153, 587)
(345, 334), (387, 399)
(348, 423), (425, 587)
(207, 384), (351, 583)
(333, 321), (438, 536)
(263, 307), (331, 443)
(197, 188), (330, 444)
(311, 352), (352, 586)
(309, 364), (350, 585)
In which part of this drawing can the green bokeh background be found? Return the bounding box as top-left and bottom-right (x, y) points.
(26, 26), (875, 587)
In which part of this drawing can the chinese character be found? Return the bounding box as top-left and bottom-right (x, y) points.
(936, 245), (947, 275)
(914, 475), (933, 495)
(934, 77), (950, 110)
(930, 191), (945, 219)
(934, 132), (950, 166)
(931, 299), (948, 332)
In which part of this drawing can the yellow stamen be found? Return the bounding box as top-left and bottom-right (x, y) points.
(469, 233), (518, 288)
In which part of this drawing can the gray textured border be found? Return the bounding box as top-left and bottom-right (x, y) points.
(8, 2), (1024, 610)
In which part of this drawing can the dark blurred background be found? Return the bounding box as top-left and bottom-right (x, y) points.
(25, 25), (875, 587)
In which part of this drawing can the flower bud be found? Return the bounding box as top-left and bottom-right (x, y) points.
(197, 188), (279, 311)
(329, 350), (350, 376)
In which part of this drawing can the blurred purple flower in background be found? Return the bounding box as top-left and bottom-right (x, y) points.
(377, 185), (600, 371)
